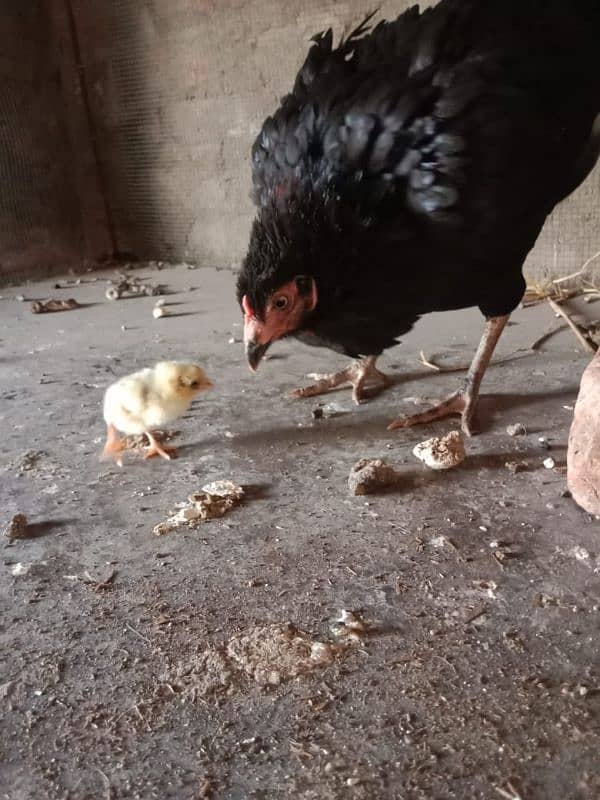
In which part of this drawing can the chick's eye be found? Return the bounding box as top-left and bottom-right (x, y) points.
(273, 296), (288, 310)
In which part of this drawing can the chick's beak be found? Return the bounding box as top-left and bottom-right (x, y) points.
(246, 339), (270, 372)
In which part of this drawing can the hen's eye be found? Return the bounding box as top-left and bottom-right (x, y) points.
(273, 296), (288, 310)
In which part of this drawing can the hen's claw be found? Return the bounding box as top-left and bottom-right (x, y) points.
(388, 390), (476, 436)
(290, 356), (392, 405)
(388, 314), (509, 437)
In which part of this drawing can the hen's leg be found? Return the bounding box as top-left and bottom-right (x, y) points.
(290, 356), (392, 405)
(144, 431), (177, 461)
(101, 424), (125, 467)
(388, 315), (509, 436)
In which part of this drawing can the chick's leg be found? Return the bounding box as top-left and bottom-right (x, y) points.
(290, 356), (392, 405)
(388, 315), (509, 436)
(144, 431), (177, 461)
(101, 424), (125, 467)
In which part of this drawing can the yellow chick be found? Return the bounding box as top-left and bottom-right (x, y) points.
(101, 361), (213, 466)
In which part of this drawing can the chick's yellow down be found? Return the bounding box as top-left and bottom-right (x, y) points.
(101, 361), (213, 466)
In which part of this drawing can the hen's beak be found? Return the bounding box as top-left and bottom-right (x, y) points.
(246, 340), (270, 372)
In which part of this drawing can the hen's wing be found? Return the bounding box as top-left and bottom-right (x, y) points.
(250, 0), (599, 260)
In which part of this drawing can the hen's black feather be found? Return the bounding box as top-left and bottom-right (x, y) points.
(238, 0), (600, 358)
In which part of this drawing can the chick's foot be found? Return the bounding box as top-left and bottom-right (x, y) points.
(144, 432), (177, 461)
(290, 356), (392, 405)
(388, 389), (476, 436)
(101, 424), (126, 467)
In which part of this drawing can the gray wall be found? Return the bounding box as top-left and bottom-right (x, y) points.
(0, 3), (83, 283)
(1, 1), (598, 284)
(71, 0), (599, 284)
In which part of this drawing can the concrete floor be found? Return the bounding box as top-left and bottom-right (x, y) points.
(1, 263), (599, 800)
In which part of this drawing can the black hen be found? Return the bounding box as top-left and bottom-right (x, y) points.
(237, 0), (600, 434)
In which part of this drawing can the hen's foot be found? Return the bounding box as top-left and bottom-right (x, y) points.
(144, 432), (177, 461)
(388, 389), (476, 436)
(290, 356), (392, 405)
(388, 314), (510, 437)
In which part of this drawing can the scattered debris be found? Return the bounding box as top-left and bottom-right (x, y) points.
(534, 592), (558, 608)
(547, 298), (597, 354)
(30, 298), (81, 313)
(418, 351), (443, 371)
(570, 546), (590, 562)
(506, 423), (527, 437)
(0, 681), (15, 699)
(348, 458), (402, 495)
(413, 430), (465, 470)
(82, 570), (117, 592)
(464, 607), (488, 625)
(3, 513), (29, 542)
(53, 277), (97, 289)
(15, 294), (26, 302)
(106, 272), (164, 300)
(495, 780), (524, 800)
(505, 460), (528, 474)
(11, 562), (31, 577)
(153, 305), (169, 319)
(170, 647), (235, 701)
(331, 610), (369, 643)
(543, 457), (556, 470)
(11, 450), (47, 476)
(154, 481), (244, 534)
(226, 623), (339, 686)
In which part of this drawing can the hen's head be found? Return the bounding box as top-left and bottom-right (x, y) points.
(236, 211), (321, 371)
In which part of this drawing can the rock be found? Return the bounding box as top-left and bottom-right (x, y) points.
(567, 351), (600, 515)
(413, 430), (466, 470)
(3, 513), (28, 542)
(506, 423), (527, 437)
(348, 458), (401, 495)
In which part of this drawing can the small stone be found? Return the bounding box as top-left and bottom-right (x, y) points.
(348, 458), (402, 495)
(312, 407), (324, 420)
(413, 430), (465, 470)
(571, 546), (590, 562)
(506, 423), (527, 437)
(505, 460), (528, 474)
(16, 294), (25, 302)
(153, 306), (168, 319)
(3, 513), (28, 542)
(543, 457), (556, 470)
(567, 350), (600, 515)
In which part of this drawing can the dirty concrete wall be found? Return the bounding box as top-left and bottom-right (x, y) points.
(5, 0), (597, 286)
(0, 3), (83, 283)
(70, 0), (600, 284)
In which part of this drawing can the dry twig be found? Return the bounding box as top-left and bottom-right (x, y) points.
(547, 298), (596, 354)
